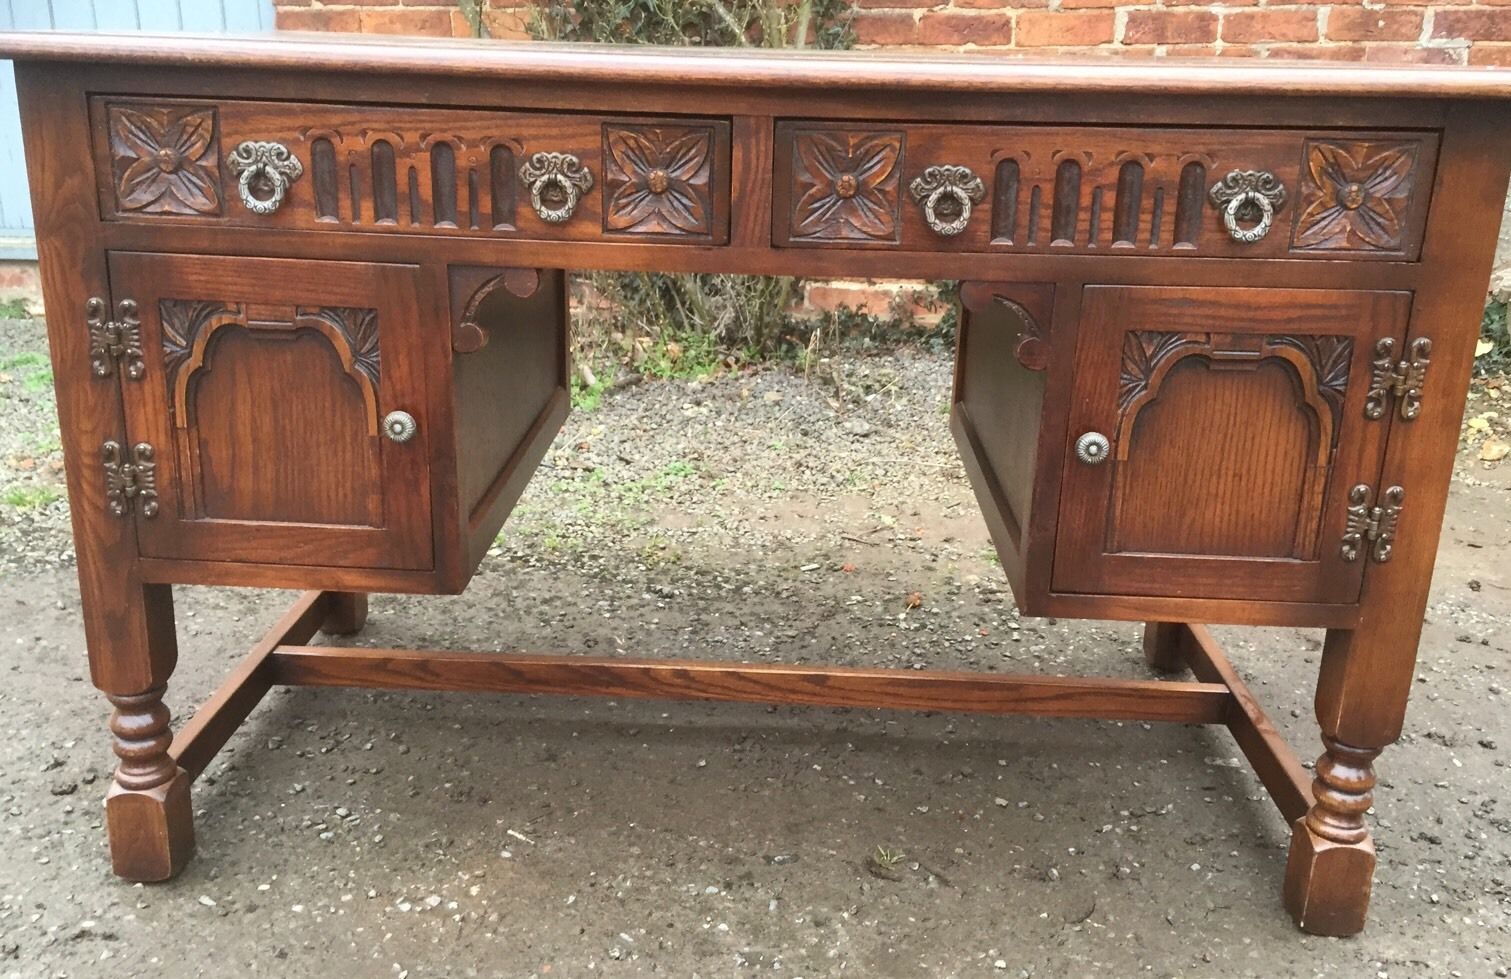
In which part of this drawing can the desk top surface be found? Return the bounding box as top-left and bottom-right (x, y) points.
(2, 29), (1511, 101)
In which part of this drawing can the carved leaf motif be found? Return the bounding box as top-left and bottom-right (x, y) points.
(300, 307), (381, 387)
(1118, 331), (1193, 413)
(1267, 334), (1353, 424)
(790, 130), (903, 242)
(160, 299), (243, 395)
(108, 104), (222, 215)
(1293, 141), (1418, 252)
(603, 125), (714, 236)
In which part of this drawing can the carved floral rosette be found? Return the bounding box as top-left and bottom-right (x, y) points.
(106, 103), (223, 216)
(1291, 140), (1419, 253)
(602, 125), (716, 237)
(788, 130), (905, 243)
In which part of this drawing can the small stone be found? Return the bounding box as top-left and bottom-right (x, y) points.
(197, 896), (216, 908)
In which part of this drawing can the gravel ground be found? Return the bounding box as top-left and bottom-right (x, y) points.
(1, 314), (1510, 978)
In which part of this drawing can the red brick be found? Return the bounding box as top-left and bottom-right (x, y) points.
(1222, 9), (1319, 43)
(1056, 0), (1122, 10)
(1433, 8), (1511, 41)
(276, 8), (362, 32)
(1158, 43), (1221, 57)
(1362, 42), (1465, 63)
(449, 9), (473, 37)
(1266, 41), (1368, 60)
(803, 283), (894, 313)
(952, 0), (1044, 10)
(914, 11), (1012, 45)
(0, 260), (41, 297)
(853, 12), (919, 44)
(358, 9), (453, 36)
(1326, 7), (1424, 41)
(1016, 10), (1115, 46)
(482, 9), (532, 39)
(1164, 0), (1259, 9)
(1469, 41), (1511, 63)
(1122, 10), (1219, 45)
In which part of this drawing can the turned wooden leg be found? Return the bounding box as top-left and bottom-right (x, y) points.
(1141, 622), (1187, 673)
(319, 592), (369, 636)
(88, 581), (195, 882)
(1283, 735), (1381, 936)
(1284, 618), (1416, 936)
(105, 685), (194, 881)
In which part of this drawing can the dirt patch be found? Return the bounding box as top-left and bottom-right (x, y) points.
(1, 316), (1509, 977)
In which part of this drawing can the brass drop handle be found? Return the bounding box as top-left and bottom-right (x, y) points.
(228, 140), (303, 215)
(1075, 432), (1110, 465)
(908, 165), (986, 237)
(519, 151), (594, 224)
(382, 410), (418, 444)
(1208, 170), (1287, 244)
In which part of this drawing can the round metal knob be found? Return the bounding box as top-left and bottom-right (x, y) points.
(1075, 432), (1110, 465)
(382, 410), (417, 443)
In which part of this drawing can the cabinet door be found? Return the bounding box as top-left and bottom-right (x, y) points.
(1053, 286), (1409, 605)
(109, 252), (434, 570)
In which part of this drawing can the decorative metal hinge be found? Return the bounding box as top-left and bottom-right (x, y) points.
(86, 298), (145, 380)
(1364, 337), (1431, 421)
(102, 441), (159, 519)
(1340, 483), (1403, 563)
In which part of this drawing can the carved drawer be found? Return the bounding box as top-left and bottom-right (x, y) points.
(90, 98), (732, 244)
(774, 121), (1437, 260)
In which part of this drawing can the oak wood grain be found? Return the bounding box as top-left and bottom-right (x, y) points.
(271, 645), (1234, 724)
(3, 32), (1510, 100)
(170, 590), (331, 780)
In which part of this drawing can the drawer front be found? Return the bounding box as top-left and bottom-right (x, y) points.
(773, 122), (1437, 260)
(91, 98), (732, 244)
(108, 252), (435, 571)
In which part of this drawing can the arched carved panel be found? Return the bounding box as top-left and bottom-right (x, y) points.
(160, 299), (381, 435)
(1111, 330), (1353, 560)
(1116, 330), (1350, 459)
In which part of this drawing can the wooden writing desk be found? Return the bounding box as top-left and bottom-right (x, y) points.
(2, 30), (1508, 936)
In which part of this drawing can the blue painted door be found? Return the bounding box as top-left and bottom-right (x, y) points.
(0, 0), (275, 259)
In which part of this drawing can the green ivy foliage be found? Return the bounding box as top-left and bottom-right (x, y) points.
(530, 0), (855, 50)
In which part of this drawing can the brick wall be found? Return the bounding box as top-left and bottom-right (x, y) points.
(274, 0), (1511, 64)
(272, 0), (1511, 316)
